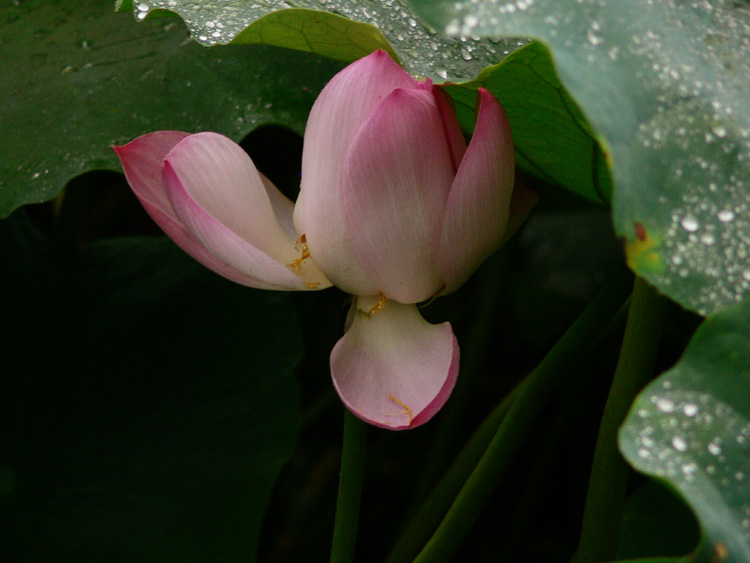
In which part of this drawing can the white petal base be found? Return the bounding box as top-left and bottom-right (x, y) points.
(330, 296), (459, 430)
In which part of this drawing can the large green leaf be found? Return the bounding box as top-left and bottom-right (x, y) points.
(408, 0), (750, 316)
(0, 0), (343, 218)
(121, 0), (525, 81)
(0, 213), (302, 561)
(620, 294), (750, 563)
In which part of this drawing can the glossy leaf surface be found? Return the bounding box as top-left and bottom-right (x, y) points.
(0, 0), (342, 218)
(620, 295), (750, 562)
(121, 0), (525, 80)
(409, 0), (750, 315)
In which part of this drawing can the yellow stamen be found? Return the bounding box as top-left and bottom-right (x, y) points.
(287, 234), (311, 274)
(303, 281), (321, 289)
(386, 393), (413, 424)
(358, 293), (387, 319)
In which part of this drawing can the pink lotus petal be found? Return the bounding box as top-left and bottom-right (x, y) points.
(295, 50), (417, 295)
(330, 296), (459, 430)
(164, 133), (331, 290)
(113, 131), (190, 218)
(113, 132), (281, 289)
(164, 133), (296, 261)
(340, 88), (454, 303)
(162, 162), (308, 290)
(260, 172), (297, 241)
(437, 88), (516, 293)
(431, 85), (467, 172)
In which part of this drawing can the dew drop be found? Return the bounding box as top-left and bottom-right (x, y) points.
(683, 403), (699, 417)
(682, 462), (697, 475)
(672, 436), (688, 451)
(700, 232), (716, 245)
(680, 215), (700, 232)
(718, 209), (735, 222)
(587, 28), (603, 45)
(463, 14), (479, 29)
(656, 397), (675, 413)
(712, 124), (728, 138)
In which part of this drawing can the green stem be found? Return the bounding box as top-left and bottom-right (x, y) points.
(575, 277), (666, 562)
(386, 379), (523, 563)
(330, 409), (367, 563)
(405, 267), (633, 563)
(406, 251), (509, 515)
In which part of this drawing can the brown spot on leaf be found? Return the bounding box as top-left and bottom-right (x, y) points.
(635, 222), (647, 241)
(712, 542), (729, 562)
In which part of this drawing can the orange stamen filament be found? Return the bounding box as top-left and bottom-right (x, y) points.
(358, 293), (387, 319)
(386, 393), (413, 424)
(287, 234), (311, 274)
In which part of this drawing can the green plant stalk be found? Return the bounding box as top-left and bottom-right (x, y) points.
(386, 378), (523, 563)
(330, 409), (367, 563)
(497, 301), (630, 561)
(406, 267), (633, 563)
(575, 277), (666, 562)
(406, 250), (510, 516)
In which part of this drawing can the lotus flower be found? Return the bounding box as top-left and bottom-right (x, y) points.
(113, 50), (536, 430)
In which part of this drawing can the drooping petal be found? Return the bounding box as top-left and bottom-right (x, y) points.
(113, 131), (190, 216)
(437, 88), (517, 294)
(340, 88), (454, 304)
(113, 132), (281, 289)
(295, 50), (418, 295)
(164, 133), (331, 290)
(330, 296), (459, 430)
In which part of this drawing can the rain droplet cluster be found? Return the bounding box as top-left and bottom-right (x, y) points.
(622, 378), (750, 550)
(436, 0), (750, 315)
(131, 0), (526, 81)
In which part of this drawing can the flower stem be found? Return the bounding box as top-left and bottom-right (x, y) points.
(574, 276), (666, 562)
(386, 379), (522, 563)
(330, 409), (367, 563)
(406, 251), (510, 515)
(404, 267), (633, 563)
